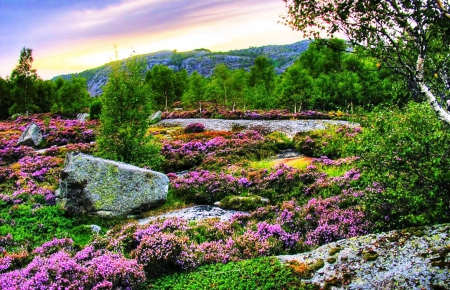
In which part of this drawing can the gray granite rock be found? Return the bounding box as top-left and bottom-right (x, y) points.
(138, 205), (247, 225)
(156, 119), (357, 138)
(278, 224), (450, 289)
(56, 152), (169, 217)
(150, 111), (162, 124)
(76, 113), (89, 122)
(17, 122), (43, 147)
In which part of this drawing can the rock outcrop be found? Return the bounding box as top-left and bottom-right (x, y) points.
(17, 122), (43, 147)
(149, 111), (162, 124)
(138, 205), (247, 225)
(56, 152), (169, 217)
(278, 224), (450, 289)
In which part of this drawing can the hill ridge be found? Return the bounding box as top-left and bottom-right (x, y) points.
(54, 40), (310, 96)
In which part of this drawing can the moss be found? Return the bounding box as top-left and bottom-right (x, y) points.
(363, 251), (379, 261)
(309, 259), (325, 271)
(327, 257), (336, 264)
(328, 246), (342, 256)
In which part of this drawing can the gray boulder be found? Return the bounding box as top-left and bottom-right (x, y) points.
(56, 152), (169, 217)
(76, 113), (89, 122)
(150, 111), (162, 124)
(17, 122), (43, 147)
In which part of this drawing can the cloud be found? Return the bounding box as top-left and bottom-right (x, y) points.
(1, 0), (302, 79)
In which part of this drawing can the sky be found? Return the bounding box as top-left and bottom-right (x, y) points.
(0, 0), (303, 80)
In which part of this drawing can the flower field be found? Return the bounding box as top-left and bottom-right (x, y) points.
(1, 110), (433, 288)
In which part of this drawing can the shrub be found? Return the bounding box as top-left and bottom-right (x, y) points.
(147, 257), (316, 289)
(353, 102), (450, 230)
(293, 125), (361, 158)
(95, 58), (163, 169)
(89, 99), (102, 120)
(184, 122), (205, 134)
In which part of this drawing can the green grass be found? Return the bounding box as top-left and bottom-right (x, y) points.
(250, 157), (313, 171)
(141, 190), (191, 218)
(145, 257), (317, 290)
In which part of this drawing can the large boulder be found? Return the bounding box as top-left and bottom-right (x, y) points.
(17, 122), (43, 147)
(56, 152), (169, 217)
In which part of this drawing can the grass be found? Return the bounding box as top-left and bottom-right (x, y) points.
(141, 190), (192, 218)
(145, 257), (317, 290)
(250, 156), (313, 170)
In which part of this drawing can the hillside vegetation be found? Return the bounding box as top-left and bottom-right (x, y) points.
(56, 41), (310, 96)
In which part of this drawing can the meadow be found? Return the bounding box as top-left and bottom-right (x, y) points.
(1, 101), (449, 289)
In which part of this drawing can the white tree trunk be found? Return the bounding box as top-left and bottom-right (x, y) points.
(417, 55), (450, 125)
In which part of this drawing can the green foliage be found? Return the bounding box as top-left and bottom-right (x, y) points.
(146, 65), (176, 111)
(96, 57), (163, 169)
(89, 99), (102, 120)
(283, 0), (450, 123)
(0, 203), (79, 251)
(9, 47), (40, 115)
(293, 125), (361, 158)
(146, 257), (313, 290)
(52, 76), (90, 115)
(353, 102), (450, 230)
(277, 39), (406, 112)
(0, 76), (12, 119)
(218, 195), (268, 211)
(181, 71), (208, 111)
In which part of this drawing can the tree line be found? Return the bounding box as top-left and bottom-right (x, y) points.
(0, 39), (411, 120)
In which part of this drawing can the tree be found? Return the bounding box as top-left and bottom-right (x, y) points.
(173, 69), (188, 102)
(96, 57), (162, 169)
(146, 65), (176, 111)
(278, 65), (313, 112)
(182, 71), (208, 111)
(0, 77), (12, 119)
(52, 76), (90, 114)
(249, 55), (276, 93)
(207, 64), (232, 108)
(282, 0), (450, 123)
(9, 47), (39, 115)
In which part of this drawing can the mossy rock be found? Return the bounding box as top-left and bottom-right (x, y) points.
(329, 246), (342, 256)
(363, 251), (379, 261)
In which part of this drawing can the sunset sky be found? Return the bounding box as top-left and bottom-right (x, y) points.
(0, 0), (303, 80)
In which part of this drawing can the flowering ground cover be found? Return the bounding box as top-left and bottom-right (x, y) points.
(0, 112), (374, 288)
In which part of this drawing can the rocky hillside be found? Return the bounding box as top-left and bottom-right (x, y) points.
(55, 40), (310, 96)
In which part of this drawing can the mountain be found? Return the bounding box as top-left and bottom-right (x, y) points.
(55, 40), (310, 96)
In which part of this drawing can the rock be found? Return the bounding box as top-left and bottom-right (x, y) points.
(150, 111), (162, 123)
(90, 225), (101, 233)
(17, 122), (43, 147)
(278, 223), (450, 289)
(56, 152), (169, 217)
(138, 205), (247, 225)
(157, 118), (357, 138)
(76, 113), (89, 122)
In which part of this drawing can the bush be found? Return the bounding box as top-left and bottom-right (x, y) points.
(353, 102), (450, 230)
(146, 257), (314, 290)
(293, 125), (361, 158)
(89, 99), (101, 120)
(95, 58), (163, 169)
(184, 122), (205, 134)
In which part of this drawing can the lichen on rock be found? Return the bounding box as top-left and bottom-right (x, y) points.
(56, 152), (169, 217)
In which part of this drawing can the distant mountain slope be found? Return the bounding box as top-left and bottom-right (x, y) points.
(55, 40), (310, 96)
